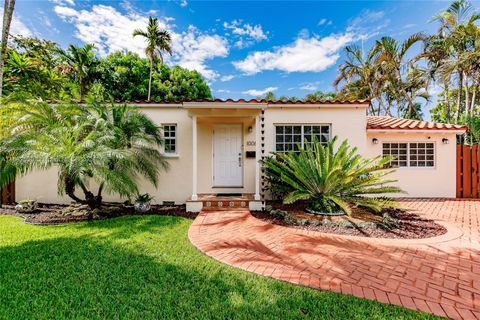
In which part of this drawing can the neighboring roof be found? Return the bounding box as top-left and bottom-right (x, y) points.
(367, 116), (468, 133)
(115, 98), (371, 105)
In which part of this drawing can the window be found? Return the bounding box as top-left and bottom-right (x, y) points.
(382, 142), (435, 167)
(162, 124), (177, 154)
(275, 124), (330, 153)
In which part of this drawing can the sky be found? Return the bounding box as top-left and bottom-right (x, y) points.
(6, 0), (480, 104)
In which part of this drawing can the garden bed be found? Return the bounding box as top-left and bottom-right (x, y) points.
(0, 202), (195, 225)
(251, 201), (446, 239)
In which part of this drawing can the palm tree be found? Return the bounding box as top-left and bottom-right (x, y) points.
(429, 0), (480, 122)
(133, 17), (172, 101)
(57, 44), (97, 102)
(262, 137), (402, 216)
(0, 99), (168, 209)
(334, 44), (383, 115)
(0, 0), (16, 96)
(373, 34), (427, 119)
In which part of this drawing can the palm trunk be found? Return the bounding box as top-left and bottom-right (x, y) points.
(444, 82), (451, 123)
(464, 73), (469, 118)
(148, 59), (153, 101)
(471, 84), (477, 117)
(0, 0), (15, 97)
(455, 72), (463, 123)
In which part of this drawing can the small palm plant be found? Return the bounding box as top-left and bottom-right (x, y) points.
(262, 137), (403, 216)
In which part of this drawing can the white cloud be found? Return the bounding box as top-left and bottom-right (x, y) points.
(223, 19), (267, 48)
(347, 9), (390, 40)
(223, 20), (267, 41)
(233, 33), (354, 75)
(300, 84), (318, 91)
(172, 25), (229, 80)
(54, 4), (229, 80)
(216, 89), (231, 93)
(318, 18), (332, 26)
(180, 0), (188, 7)
(220, 75), (235, 82)
(0, 8), (33, 37)
(242, 86), (278, 96)
(49, 0), (75, 5)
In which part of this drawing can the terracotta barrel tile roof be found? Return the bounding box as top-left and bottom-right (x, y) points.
(114, 98), (371, 105)
(367, 116), (468, 132)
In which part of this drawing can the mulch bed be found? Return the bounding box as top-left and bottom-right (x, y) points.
(251, 201), (447, 239)
(0, 202), (195, 225)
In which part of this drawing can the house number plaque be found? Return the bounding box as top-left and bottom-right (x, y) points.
(246, 141), (256, 146)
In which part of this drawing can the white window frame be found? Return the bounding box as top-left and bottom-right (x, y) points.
(382, 142), (436, 169)
(161, 123), (178, 157)
(274, 124), (331, 153)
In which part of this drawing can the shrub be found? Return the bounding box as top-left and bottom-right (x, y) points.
(262, 137), (402, 216)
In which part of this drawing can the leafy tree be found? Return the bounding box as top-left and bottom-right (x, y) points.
(97, 51), (212, 101)
(0, 99), (168, 209)
(57, 44), (98, 101)
(133, 17), (172, 101)
(304, 91), (337, 101)
(262, 137), (402, 216)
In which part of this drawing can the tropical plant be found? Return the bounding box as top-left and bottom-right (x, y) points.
(262, 137), (402, 216)
(56, 44), (98, 101)
(133, 17), (172, 101)
(0, 98), (169, 209)
(0, 0), (16, 96)
(334, 44), (382, 115)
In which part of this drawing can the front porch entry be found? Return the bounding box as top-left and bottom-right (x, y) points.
(186, 105), (264, 212)
(213, 124), (243, 187)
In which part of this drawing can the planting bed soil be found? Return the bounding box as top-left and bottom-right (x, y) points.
(251, 201), (447, 239)
(0, 202), (195, 225)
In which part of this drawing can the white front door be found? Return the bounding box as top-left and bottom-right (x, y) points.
(213, 124), (243, 187)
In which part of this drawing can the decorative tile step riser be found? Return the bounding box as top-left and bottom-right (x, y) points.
(202, 201), (249, 210)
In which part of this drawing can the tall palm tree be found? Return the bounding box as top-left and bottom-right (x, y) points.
(334, 44), (383, 115)
(133, 17), (172, 101)
(0, 0), (16, 96)
(57, 44), (97, 102)
(429, 0), (480, 122)
(373, 34), (427, 119)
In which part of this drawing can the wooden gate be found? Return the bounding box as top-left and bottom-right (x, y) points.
(0, 180), (15, 205)
(457, 145), (480, 198)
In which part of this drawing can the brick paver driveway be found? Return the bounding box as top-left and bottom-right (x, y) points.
(188, 199), (480, 319)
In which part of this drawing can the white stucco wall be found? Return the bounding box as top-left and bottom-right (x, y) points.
(15, 103), (459, 204)
(366, 131), (458, 198)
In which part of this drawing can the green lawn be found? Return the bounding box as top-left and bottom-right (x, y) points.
(0, 215), (439, 319)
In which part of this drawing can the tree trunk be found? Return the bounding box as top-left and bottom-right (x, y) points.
(0, 0), (15, 97)
(78, 181), (102, 209)
(464, 73), (469, 118)
(455, 71), (463, 123)
(64, 176), (84, 204)
(147, 59), (153, 101)
(471, 83), (477, 117)
(444, 82), (451, 123)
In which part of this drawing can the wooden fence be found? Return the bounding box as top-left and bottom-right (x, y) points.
(0, 180), (15, 205)
(457, 144), (480, 198)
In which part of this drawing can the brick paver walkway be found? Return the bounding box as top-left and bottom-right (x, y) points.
(188, 199), (480, 319)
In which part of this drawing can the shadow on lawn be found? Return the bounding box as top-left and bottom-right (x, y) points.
(0, 215), (431, 320)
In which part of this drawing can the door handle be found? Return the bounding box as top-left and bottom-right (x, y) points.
(238, 154), (242, 167)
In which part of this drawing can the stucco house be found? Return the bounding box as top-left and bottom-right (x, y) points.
(15, 99), (467, 212)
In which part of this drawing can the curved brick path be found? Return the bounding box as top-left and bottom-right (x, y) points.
(188, 199), (480, 319)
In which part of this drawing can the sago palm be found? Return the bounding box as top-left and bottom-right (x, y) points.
(133, 17), (172, 101)
(262, 137), (402, 216)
